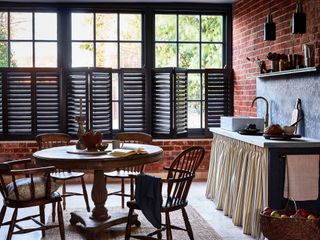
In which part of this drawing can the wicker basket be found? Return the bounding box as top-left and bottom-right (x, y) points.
(260, 209), (320, 240)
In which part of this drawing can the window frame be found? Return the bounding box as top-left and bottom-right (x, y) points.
(0, 3), (232, 140)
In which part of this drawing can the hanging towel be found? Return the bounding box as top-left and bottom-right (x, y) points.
(135, 174), (162, 228)
(283, 154), (319, 201)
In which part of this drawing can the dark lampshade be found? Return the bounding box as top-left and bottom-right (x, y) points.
(292, 1), (306, 34)
(264, 14), (276, 41)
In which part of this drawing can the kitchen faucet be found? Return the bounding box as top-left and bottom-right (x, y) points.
(251, 96), (269, 128)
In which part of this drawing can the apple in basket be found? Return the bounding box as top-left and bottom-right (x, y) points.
(307, 213), (318, 220)
(262, 207), (273, 216)
(270, 211), (281, 218)
(82, 130), (103, 151)
(296, 208), (309, 218)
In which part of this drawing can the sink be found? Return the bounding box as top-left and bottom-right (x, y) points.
(220, 116), (264, 132)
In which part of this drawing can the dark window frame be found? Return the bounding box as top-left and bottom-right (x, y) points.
(0, 3), (232, 140)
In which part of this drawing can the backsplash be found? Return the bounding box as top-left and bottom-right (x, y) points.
(256, 71), (320, 139)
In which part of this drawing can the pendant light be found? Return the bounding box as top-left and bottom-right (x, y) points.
(264, 13), (276, 41)
(292, 0), (306, 34)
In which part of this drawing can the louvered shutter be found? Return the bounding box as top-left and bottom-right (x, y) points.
(35, 69), (61, 134)
(152, 68), (188, 138)
(6, 71), (32, 135)
(66, 68), (88, 135)
(90, 68), (112, 136)
(120, 68), (147, 132)
(205, 69), (232, 129)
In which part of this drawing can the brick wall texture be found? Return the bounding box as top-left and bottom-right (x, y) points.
(0, 139), (212, 180)
(233, 0), (320, 116)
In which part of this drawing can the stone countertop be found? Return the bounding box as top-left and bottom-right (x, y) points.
(210, 128), (320, 148)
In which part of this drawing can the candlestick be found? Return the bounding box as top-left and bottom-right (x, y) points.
(80, 97), (83, 117)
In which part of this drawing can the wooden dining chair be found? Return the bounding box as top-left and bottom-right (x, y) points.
(104, 132), (153, 208)
(35, 133), (90, 218)
(125, 146), (205, 240)
(0, 158), (65, 240)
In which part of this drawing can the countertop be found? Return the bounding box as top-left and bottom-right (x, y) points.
(210, 128), (320, 148)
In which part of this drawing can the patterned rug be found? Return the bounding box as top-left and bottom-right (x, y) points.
(44, 206), (222, 240)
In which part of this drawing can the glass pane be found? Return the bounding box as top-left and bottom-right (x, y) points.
(120, 43), (141, 68)
(155, 43), (177, 68)
(35, 13), (57, 40)
(72, 13), (93, 40)
(201, 43), (223, 69)
(179, 15), (199, 41)
(155, 14), (177, 41)
(188, 74), (201, 100)
(0, 42), (8, 67)
(10, 42), (32, 67)
(112, 101), (119, 130)
(10, 12), (32, 40)
(202, 15), (223, 42)
(96, 42), (118, 68)
(96, 13), (117, 41)
(120, 14), (141, 41)
(0, 12), (8, 39)
(72, 42), (94, 67)
(179, 43), (199, 69)
(188, 101), (201, 128)
(35, 42), (57, 67)
(112, 73), (119, 100)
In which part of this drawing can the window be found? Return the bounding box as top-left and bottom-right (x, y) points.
(0, 11), (57, 67)
(155, 14), (224, 131)
(71, 12), (143, 130)
(0, 4), (231, 140)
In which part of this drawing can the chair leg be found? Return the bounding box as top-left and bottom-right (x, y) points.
(52, 202), (56, 222)
(165, 212), (173, 240)
(0, 205), (7, 228)
(125, 207), (134, 240)
(62, 180), (66, 210)
(130, 178), (134, 201)
(39, 205), (46, 237)
(6, 208), (18, 240)
(121, 178), (125, 208)
(81, 176), (90, 212)
(57, 201), (65, 240)
(182, 207), (194, 240)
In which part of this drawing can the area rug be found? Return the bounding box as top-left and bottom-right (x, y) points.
(44, 206), (222, 240)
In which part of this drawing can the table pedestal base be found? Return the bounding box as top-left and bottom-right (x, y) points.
(70, 210), (140, 240)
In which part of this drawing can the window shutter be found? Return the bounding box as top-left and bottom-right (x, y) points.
(90, 68), (112, 136)
(205, 69), (232, 130)
(0, 72), (2, 135)
(35, 69), (61, 134)
(120, 68), (147, 132)
(6, 71), (33, 135)
(152, 67), (188, 138)
(66, 68), (88, 135)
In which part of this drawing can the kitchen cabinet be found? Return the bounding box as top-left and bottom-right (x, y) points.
(206, 128), (320, 237)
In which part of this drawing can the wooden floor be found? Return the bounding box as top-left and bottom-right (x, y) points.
(0, 182), (254, 240)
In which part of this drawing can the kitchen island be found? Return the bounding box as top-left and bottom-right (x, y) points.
(205, 128), (320, 237)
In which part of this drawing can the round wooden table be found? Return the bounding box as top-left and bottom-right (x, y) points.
(33, 143), (163, 239)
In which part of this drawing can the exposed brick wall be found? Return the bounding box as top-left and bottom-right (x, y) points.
(233, 0), (320, 116)
(0, 139), (212, 180)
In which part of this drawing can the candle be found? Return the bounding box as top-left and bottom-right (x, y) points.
(80, 97), (83, 117)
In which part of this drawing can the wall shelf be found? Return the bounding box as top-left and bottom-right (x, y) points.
(257, 67), (318, 78)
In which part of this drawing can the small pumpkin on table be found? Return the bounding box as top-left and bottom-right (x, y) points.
(82, 130), (105, 151)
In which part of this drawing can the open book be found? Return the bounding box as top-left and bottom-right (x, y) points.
(110, 147), (148, 157)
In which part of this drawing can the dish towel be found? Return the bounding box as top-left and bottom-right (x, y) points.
(283, 154), (319, 201)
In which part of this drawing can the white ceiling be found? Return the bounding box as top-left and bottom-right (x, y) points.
(2, 0), (234, 3)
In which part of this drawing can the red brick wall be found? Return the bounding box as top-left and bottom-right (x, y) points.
(0, 139), (212, 180)
(233, 0), (320, 116)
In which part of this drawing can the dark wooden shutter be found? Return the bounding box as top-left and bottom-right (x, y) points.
(66, 68), (89, 135)
(90, 68), (112, 136)
(205, 69), (232, 130)
(6, 71), (33, 135)
(120, 68), (147, 132)
(35, 69), (61, 134)
(152, 67), (188, 138)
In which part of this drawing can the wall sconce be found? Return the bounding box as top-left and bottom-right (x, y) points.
(292, 0), (306, 34)
(264, 13), (276, 41)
